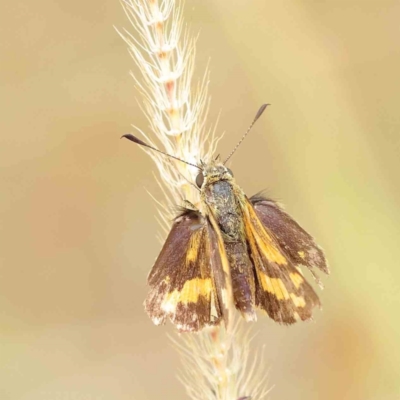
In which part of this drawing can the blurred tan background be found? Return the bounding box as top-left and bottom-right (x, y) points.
(1, 1), (400, 399)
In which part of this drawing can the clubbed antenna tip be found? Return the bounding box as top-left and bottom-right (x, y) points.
(121, 134), (146, 146)
(255, 103), (269, 121)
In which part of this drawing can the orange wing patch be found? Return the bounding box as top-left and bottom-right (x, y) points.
(244, 202), (288, 265)
(289, 272), (304, 289)
(161, 278), (213, 312)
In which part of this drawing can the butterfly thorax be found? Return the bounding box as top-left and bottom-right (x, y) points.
(201, 164), (243, 240)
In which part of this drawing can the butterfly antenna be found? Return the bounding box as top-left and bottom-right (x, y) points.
(121, 134), (201, 170)
(223, 103), (269, 164)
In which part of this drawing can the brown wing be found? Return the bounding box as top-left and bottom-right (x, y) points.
(144, 209), (222, 332)
(251, 195), (329, 283)
(242, 198), (321, 324)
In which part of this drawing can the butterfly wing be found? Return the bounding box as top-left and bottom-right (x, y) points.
(242, 197), (322, 324)
(251, 195), (329, 281)
(144, 209), (223, 332)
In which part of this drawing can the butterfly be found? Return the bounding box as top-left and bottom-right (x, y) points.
(123, 105), (329, 332)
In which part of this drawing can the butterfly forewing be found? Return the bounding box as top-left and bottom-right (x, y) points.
(242, 197), (322, 324)
(145, 209), (222, 332)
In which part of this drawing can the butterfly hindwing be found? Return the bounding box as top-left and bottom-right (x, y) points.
(145, 209), (222, 332)
(242, 198), (321, 324)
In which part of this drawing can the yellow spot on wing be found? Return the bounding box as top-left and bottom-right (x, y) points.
(186, 246), (198, 263)
(298, 251), (306, 259)
(256, 239), (288, 266)
(272, 278), (290, 300)
(161, 278), (212, 313)
(290, 293), (306, 308)
(289, 272), (304, 289)
(259, 273), (274, 293)
(259, 274), (290, 300)
(186, 232), (201, 263)
(244, 203), (287, 265)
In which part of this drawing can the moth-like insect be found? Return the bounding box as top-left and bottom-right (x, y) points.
(123, 105), (329, 332)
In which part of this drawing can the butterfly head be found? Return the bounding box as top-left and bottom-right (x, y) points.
(195, 162), (234, 189)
